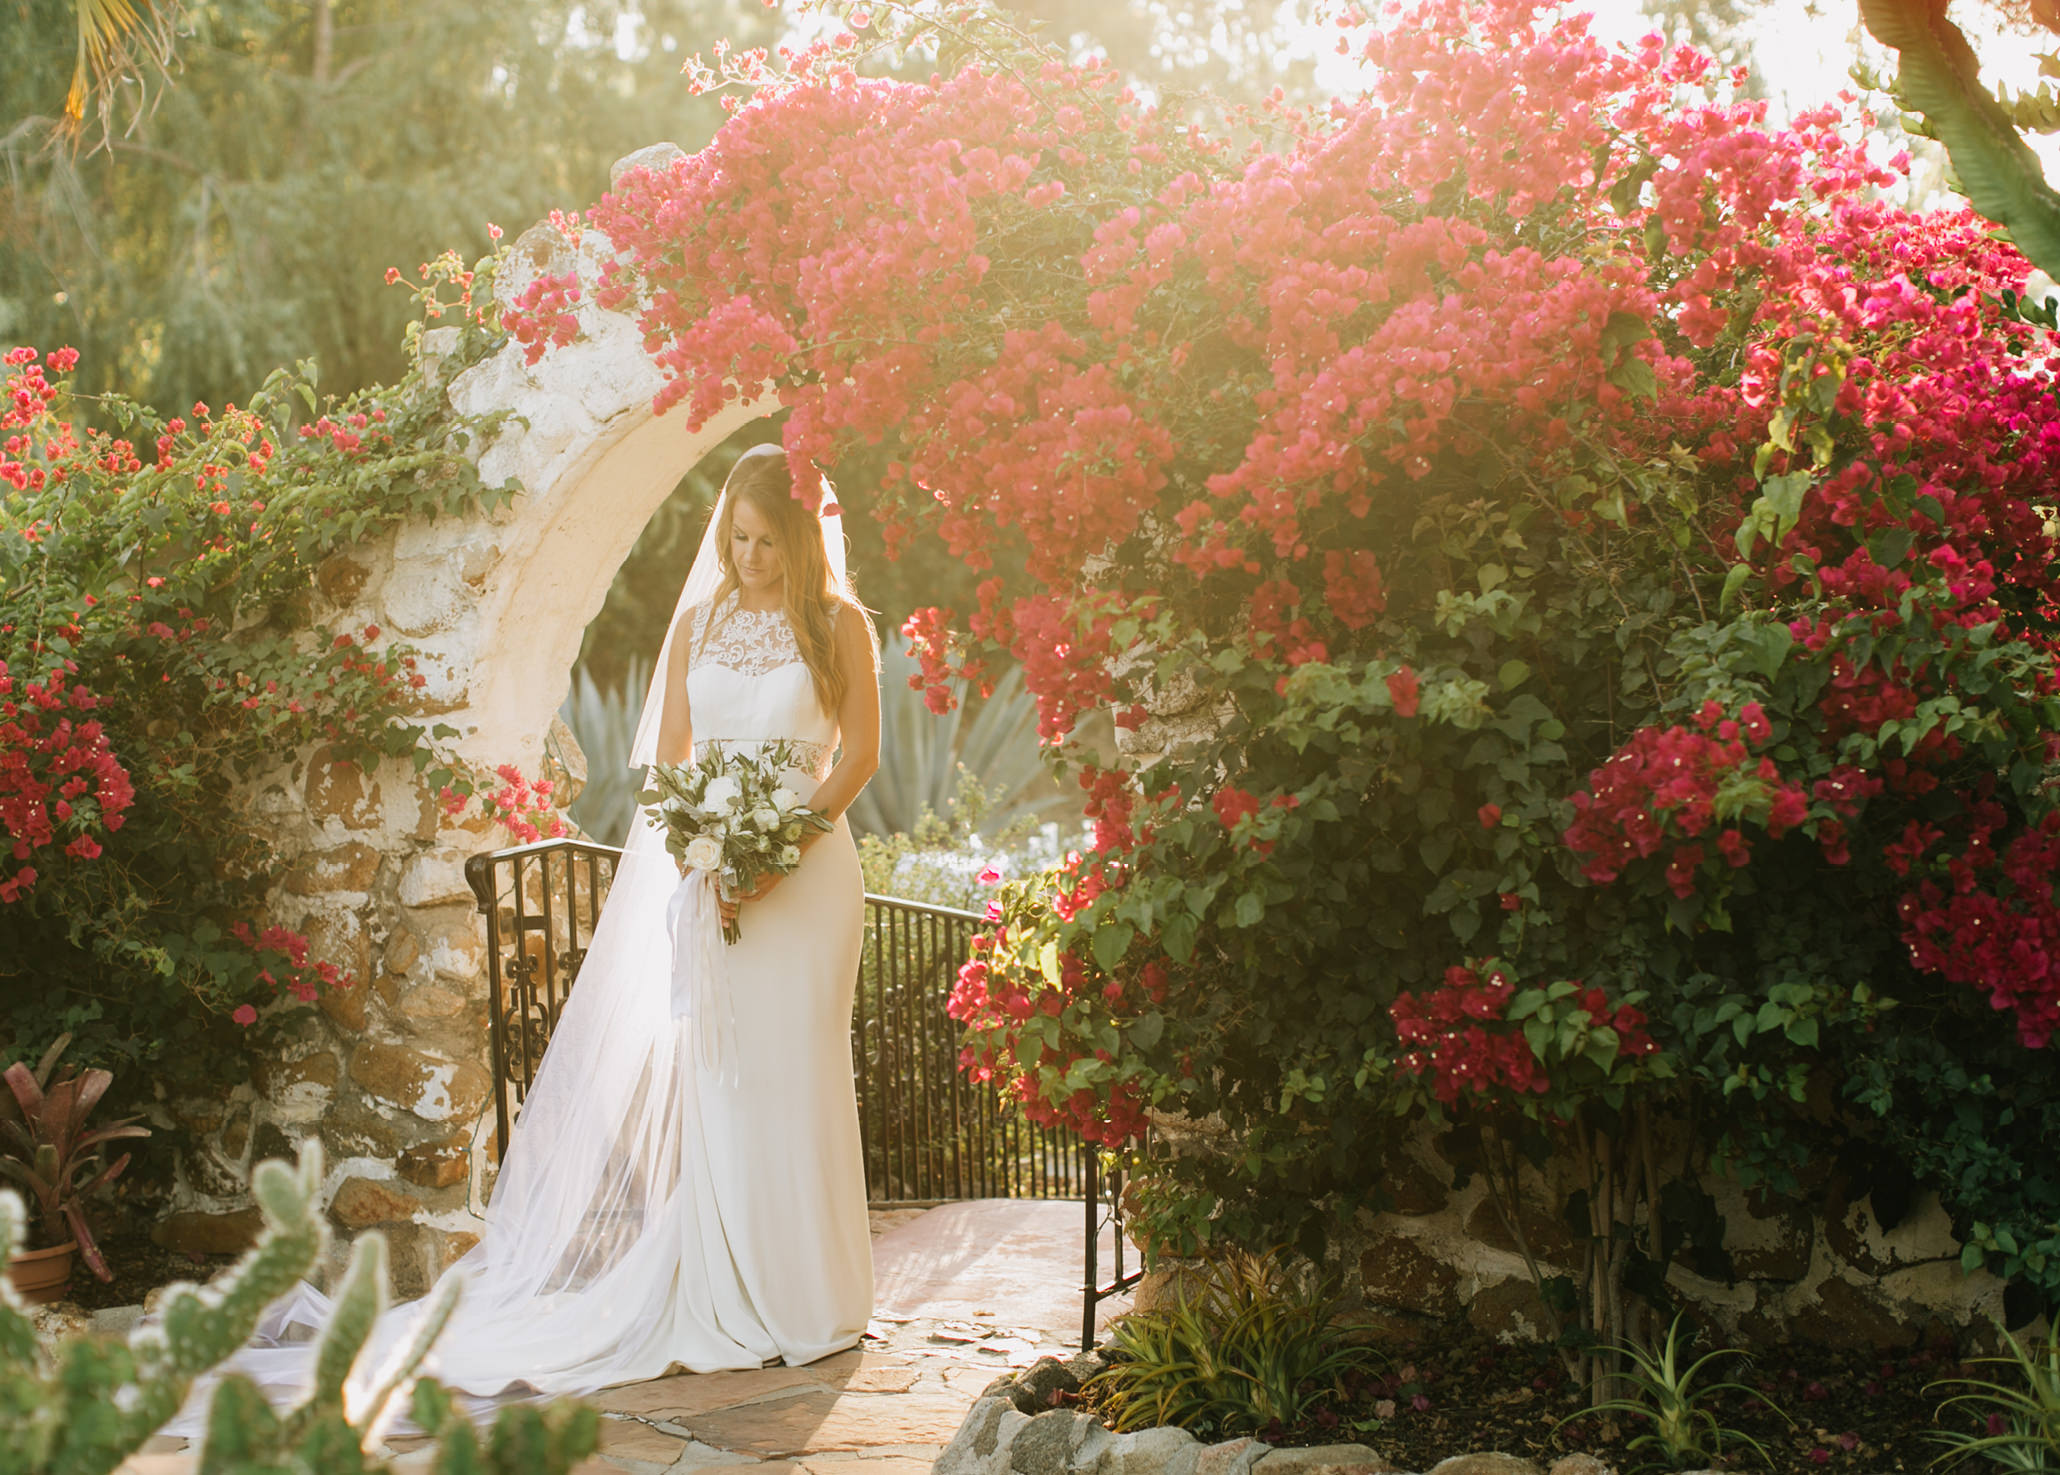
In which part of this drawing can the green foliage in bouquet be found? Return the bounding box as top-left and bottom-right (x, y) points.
(640, 741), (834, 942)
(0, 1141), (599, 1475)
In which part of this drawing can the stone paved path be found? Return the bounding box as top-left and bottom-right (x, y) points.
(120, 1199), (1132, 1475)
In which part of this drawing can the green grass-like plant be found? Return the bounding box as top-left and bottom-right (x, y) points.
(1928, 1320), (2060, 1470)
(1088, 1248), (1381, 1440)
(1562, 1313), (1788, 1471)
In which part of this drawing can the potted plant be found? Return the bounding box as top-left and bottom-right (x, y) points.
(0, 1034), (151, 1304)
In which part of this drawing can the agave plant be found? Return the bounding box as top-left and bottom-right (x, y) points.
(0, 1034), (151, 1279)
(558, 657), (649, 846)
(1929, 1319), (2060, 1470)
(1089, 1248), (1382, 1439)
(1561, 1313), (1789, 1470)
(847, 644), (1054, 841)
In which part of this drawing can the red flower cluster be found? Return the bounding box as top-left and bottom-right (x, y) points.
(947, 896), (1152, 1144)
(443, 762), (568, 845)
(1391, 966), (1659, 1105)
(1390, 965), (1545, 1105)
(227, 919), (352, 1024)
(1079, 765), (1136, 853)
(296, 410), (388, 458)
(505, 0), (2060, 1120)
(0, 660), (134, 903)
(1564, 700), (1806, 896)
(1899, 806), (2060, 1049)
(502, 269), (583, 366)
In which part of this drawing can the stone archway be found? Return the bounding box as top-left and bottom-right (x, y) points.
(159, 144), (773, 1292)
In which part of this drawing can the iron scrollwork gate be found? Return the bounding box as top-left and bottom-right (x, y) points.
(465, 837), (1142, 1346)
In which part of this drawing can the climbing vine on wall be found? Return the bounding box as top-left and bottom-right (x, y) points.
(0, 251), (559, 1085)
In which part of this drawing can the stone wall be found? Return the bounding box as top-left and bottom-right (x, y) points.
(152, 144), (774, 1294)
(1131, 1119), (2010, 1354)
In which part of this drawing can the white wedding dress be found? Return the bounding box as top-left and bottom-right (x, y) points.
(163, 595), (873, 1430)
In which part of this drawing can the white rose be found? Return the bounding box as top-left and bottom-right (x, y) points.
(683, 835), (724, 871)
(771, 786), (801, 812)
(750, 805), (780, 830)
(703, 774), (743, 810)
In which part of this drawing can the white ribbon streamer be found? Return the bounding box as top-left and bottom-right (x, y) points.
(666, 870), (738, 1085)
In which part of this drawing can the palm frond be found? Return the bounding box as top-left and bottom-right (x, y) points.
(64, 0), (184, 147)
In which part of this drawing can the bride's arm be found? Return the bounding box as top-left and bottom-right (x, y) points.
(800, 603), (882, 830)
(651, 604), (697, 768)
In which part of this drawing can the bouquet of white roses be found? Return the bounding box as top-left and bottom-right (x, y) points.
(638, 741), (833, 944)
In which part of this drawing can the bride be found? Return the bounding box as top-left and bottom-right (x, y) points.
(172, 443), (883, 1421)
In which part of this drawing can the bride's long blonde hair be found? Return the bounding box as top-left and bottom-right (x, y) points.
(701, 449), (871, 715)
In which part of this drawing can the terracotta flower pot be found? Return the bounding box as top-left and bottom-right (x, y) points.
(6, 1240), (77, 1305)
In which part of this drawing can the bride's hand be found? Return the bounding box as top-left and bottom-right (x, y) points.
(718, 872), (783, 925)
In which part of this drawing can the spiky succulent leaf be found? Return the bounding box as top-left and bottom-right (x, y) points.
(195, 1373), (284, 1470)
(353, 1268), (461, 1439)
(286, 1231), (388, 1439)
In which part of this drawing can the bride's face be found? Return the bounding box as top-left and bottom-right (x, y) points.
(728, 497), (785, 595)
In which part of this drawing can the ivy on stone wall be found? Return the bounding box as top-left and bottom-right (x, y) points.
(0, 251), (528, 1092)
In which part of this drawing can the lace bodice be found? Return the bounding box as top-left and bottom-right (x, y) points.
(685, 597), (837, 785)
(689, 599), (804, 678)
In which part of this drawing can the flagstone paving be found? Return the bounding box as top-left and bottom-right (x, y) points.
(120, 1198), (1133, 1475)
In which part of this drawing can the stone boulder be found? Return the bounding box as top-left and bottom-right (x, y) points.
(1097, 1427), (1204, 1475)
(937, 1395), (1032, 1475)
(1251, 1444), (1398, 1475)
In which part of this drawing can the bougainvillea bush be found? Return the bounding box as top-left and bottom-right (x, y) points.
(545, 0), (2060, 1340)
(0, 257), (553, 1089)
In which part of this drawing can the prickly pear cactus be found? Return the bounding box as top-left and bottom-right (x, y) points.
(0, 1144), (598, 1475)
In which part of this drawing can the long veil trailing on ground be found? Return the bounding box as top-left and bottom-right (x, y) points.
(160, 445), (852, 1435)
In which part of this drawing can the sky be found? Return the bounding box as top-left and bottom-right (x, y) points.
(1303, 0), (2060, 192)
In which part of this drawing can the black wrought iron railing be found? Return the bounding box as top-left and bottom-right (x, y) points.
(463, 838), (619, 1158)
(465, 840), (1076, 1191)
(1083, 1138), (1145, 1349)
(466, 835), (1140, 1348)
(853, 893), (1087, 1204)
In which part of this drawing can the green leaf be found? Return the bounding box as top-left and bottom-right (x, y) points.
(1869, 527), (1914, 568)
(1161, 913), (1198, 965)
(1606, 357), (1658, 401)
(1761, 470), (1811, 534)
(1093, 923), (1136, 974)
(1497, 659), (1531, 691)
(1747, 621), (1793, 679)
(1861, 0), (2060, 279)
(1720, 562), (1753, 611)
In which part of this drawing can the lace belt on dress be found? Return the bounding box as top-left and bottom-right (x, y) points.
(695, 736), (834, 782)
